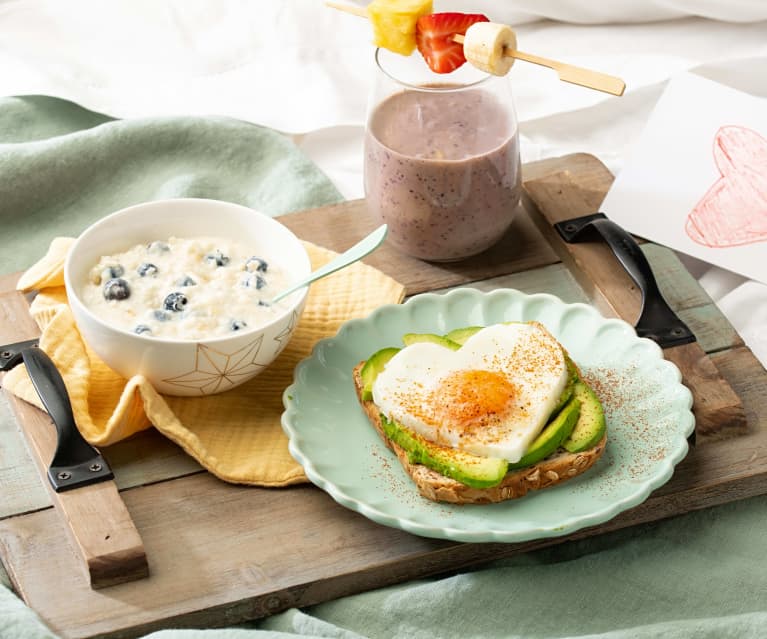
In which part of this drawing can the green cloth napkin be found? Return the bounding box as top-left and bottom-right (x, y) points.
(2, 95), (767, 639)
(0, 95), (342, 275)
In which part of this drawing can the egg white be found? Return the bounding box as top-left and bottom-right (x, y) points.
(371, 322), (568, 463)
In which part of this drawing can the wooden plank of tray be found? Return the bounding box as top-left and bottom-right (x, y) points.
(0, 275), (149, 589)
(1, 153), (765, 639)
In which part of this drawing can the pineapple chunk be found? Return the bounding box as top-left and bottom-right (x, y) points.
(366, 0), (433, 56)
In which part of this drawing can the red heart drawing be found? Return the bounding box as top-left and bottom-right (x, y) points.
(686, 125), (767, 248)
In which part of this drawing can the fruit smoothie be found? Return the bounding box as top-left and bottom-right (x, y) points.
(364, 87), (521, 261)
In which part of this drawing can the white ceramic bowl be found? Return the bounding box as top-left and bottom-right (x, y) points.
(64, 198), (311, 396)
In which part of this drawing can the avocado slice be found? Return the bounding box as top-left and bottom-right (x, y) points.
(562, 380), (606, 453)
(507, 396), (581, 470)
(443, 325), (484, 345)
(359, 347), (400, 401)
(380, 415), (508, 489)
(549, 353), (579, 418)
(402, 333), (461, 350)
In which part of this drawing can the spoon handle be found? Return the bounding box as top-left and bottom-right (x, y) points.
(271, 224), (388, 304)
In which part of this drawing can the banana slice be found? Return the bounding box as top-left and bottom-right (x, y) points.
(462, 22), (517, 76)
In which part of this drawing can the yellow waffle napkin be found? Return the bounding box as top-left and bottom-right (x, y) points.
(6, 237), (405, 486)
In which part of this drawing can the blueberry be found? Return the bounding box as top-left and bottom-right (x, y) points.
(137, 262), (158, 277)
(147, 241), (170, 254)
(244, 256), (268, 273)
(175, 274), (197, 287)
(103, 278), (130, 301)
(204, 250), (230, 267)
(163, 292), (188, 312)
(153, 309), (170, 321)
(230, 320), (247, 331)
(134, 324), (152, 335)
(101, 264), (124, 281)
(242, 273), (266, 290)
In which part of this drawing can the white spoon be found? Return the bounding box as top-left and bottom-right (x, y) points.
(271, 224), (388, 304)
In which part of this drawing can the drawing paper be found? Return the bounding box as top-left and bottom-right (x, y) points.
(601, 72), (767, 285)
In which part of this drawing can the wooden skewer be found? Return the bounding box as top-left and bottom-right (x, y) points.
(327, 1), (626, 97)
(451, 34), (625, 96)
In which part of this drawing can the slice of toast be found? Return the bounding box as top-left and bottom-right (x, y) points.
(353, 363), (606, 504)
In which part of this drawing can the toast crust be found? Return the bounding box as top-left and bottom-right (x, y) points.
(353, 362), (607, 505)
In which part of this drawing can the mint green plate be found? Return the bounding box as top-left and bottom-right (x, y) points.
(281, 288), (695, 543)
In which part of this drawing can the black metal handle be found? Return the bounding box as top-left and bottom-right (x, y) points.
(0, 338), (39, 371)
(555, 213), (695, 348)
(22, 347), (113, 491)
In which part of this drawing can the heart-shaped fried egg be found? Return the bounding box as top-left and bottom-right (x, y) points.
(372, 322), (568, 463)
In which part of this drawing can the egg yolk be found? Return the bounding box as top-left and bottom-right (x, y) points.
(427, 369), (517, 434)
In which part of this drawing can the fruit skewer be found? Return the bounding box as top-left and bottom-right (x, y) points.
(326, 1), (625, 96)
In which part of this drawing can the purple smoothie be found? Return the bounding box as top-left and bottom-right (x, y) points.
(364, 87), (521, 261)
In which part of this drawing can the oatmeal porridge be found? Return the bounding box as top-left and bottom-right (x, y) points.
(81, 236), (292, 339)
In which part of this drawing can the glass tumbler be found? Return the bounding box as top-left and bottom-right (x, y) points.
(364, 47), (522, 262)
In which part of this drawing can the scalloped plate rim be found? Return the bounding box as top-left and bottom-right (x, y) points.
(281, 288), (695, 543)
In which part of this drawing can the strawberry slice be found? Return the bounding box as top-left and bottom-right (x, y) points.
(415, 12), (489, 74)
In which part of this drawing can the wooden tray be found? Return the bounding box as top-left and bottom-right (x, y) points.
(2, 153), (766, 639)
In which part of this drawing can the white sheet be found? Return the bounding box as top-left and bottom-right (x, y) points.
(1, 0), (765, 364)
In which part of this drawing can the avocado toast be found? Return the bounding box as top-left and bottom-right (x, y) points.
(352, 322), (607, 504)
